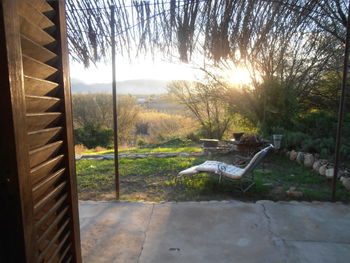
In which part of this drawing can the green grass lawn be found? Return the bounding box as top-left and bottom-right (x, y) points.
(76, 152), (350, 202)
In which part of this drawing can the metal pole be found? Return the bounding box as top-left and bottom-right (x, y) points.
(332, 0), (350, 200)
(110, 5), (120, 200)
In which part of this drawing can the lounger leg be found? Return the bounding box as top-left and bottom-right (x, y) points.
(218, 173), (222, 184)
(242, 182), (255, 193)
(240, 173), (255, 193)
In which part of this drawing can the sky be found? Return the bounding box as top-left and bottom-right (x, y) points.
(69, 56), (204, 84)
(69, 57), (252, 88)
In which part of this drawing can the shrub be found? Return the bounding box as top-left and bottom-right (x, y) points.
(301, 137), (335, 155)
(282, 131), (310, 150)
(279, 112), (350, 164)
(295, 111), (337, 138)
(186, 132), (200, 142)
(74, 123), (113, 149)
(137, 138), (146, 147)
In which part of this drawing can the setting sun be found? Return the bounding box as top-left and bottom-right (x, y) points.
(225, 67), (251, 86)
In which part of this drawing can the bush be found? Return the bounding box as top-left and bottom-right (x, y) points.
(282, 131), (310, 150)
(302, 137), (335, 155)
(137, 138), (146, 147)
(74, 123), (113, 149)
(295, 111), (337, 138)
(279, 111), (350, 164)
(186, 132), (200, 142)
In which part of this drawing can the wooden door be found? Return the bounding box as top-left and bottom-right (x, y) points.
(0, 0), (82, 262)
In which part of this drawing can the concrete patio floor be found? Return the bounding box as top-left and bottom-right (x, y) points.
(79, 200), (350, 263)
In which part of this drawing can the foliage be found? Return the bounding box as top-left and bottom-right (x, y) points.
(227, 78), (299, 135)
(72, 93), (113, 128)
(282, 131), (311, 151)
(74, 123), (113, 149)
(304, 72), (350, 114)
(136, 110), (198, 144)
(67, 1), (345, 67)
(186, 132), (200, 143)
(168, 80), (233, 139)
(295, 111), (337, 138)
(117, 95), (141, 144)
(72, 93), (141, 146)
(279, 111), (350, 162)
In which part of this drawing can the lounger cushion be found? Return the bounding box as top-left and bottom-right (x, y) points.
(178, 165), (200, 176)
(195, 161), (244, 179)
(196, 161), (221, 173)
(178, 145), (273, 181)
(219, 165), (244, 179)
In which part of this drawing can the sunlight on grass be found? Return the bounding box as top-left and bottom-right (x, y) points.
(76, 153), (350, 202)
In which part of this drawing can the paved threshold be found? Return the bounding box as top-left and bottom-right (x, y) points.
(79, 200), (350, 263)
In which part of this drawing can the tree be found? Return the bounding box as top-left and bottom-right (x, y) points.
(74, 123), (113, 149)
(167, 80), (232, 139)
(303, 72), (350, 113)
(66, 0), (345, 66)
(116, 95), (140, 144)
(72, 93), (140, 145)
(290, 0), (348, 44)
(226, 78), (299, 135)
(72, 93), (112, 127)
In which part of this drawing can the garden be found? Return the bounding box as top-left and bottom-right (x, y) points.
(70, 1), (350, 203)
(75, 141), (350, 202)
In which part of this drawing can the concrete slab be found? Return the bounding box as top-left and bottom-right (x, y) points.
(258, 201), (350, 263)
(284, 240), (350, 263)
(139, 201), (282, 263)
(259, 201), (350, 243)
(79, 201), (350, 263)
(79, 201), (153, 263)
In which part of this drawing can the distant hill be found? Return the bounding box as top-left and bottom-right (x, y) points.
(71, 78), (170, 95)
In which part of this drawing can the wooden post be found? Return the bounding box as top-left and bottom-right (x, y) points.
(54, 1), (82, 261)
(332, 0), (350, 200)
(110, 5), (120, 200)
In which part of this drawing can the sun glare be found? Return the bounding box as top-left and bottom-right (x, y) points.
(225, 67), (251, 86)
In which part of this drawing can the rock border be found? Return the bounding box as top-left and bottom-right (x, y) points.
(281, 149), (349, 190)
(76, 151), (204, 161)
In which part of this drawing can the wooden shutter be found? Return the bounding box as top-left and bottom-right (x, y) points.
(0, 0), (82, 262)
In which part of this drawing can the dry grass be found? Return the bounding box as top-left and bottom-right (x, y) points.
(137, 110), (199, 144)
(75, 144), (88, 154)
